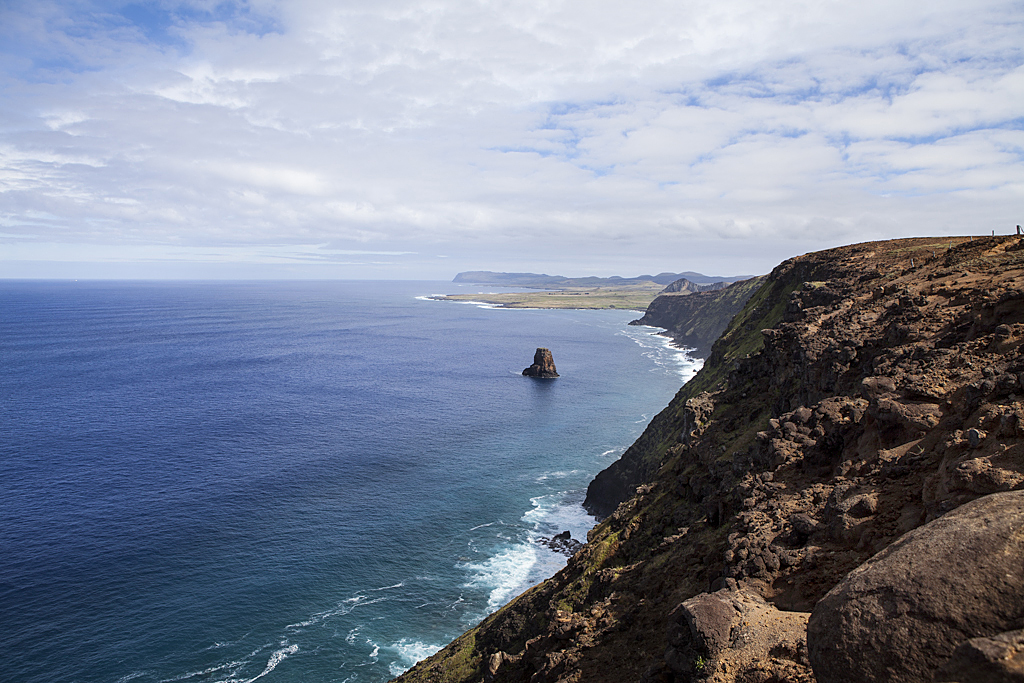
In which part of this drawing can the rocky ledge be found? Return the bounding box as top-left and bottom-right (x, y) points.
(397, 236), (1024, 683)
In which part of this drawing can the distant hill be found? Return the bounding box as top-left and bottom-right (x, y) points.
(659, 278), (731, 294)
(452, 270), (747, 288)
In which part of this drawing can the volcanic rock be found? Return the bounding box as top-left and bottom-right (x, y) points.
(665, 588), (812, 682)
(935, 629), (1024, 683)
(807, 490), (1024, 683)
(523, 347), (559, 378)
(397, 236), (1024, 683)
(538, 530), (583, 556)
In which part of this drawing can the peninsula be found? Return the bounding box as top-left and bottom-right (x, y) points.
(398, 236), (1024, 683)
(433, 271), (748, 311)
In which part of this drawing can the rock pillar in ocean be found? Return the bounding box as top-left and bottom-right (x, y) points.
(523, 348), (559, 378)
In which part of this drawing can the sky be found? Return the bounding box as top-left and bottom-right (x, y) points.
(0, 0), (1022, 280)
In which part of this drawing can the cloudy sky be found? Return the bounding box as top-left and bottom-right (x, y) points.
(1, 0), (1022, 279)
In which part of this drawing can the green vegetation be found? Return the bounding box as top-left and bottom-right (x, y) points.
(399, 629), (481, 683)
(434, 283), (665, 311)
(684, 274), (798, 396)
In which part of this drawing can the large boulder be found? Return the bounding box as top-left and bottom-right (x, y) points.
(935, 628), (1024, 683)
(807, 490), (1024, 683)
(665, 588), (812, 682)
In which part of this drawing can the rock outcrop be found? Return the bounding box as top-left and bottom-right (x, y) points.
(807, 490), (1024, 683)
(523, 348), (559, 378)
(398, 236), (1024, 683)
(666, 587), (812, 682)
(538, 531), (584, 557)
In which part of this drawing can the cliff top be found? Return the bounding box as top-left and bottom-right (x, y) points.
(400, 235), (1024, 683)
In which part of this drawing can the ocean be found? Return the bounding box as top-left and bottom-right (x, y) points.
(0, 280), (699, 683)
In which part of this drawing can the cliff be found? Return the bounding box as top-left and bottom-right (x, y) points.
(658, 278), (731, 294)
(396, 236), (1024, 683)
(629, 277), (765, 360)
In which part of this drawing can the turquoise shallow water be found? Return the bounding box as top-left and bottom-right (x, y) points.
(0, 280), (698, 683)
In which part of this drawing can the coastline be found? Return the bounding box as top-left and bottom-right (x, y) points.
(426, 286), (661, 311)
(396, 236), (1024, 683)
(0, 281), (699, 683)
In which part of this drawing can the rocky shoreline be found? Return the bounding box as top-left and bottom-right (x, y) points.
(397, 236), (1024, 683)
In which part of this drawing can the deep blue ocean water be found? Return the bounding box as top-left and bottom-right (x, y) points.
(0, 280), (698, 683)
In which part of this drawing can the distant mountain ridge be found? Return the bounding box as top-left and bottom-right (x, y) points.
(452, 270), (746, 287)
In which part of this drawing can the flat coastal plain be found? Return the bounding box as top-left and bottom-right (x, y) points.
(432, 282), (665, 310)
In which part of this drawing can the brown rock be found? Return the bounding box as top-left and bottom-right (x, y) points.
(807, 490), (1024, 683)
(522, 347), (559, 378)
(935, 629), (1024, 683)
(665, 589), (812, 681)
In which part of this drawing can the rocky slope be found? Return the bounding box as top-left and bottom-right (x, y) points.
(396, 236), (1024, 683)
(629, 277), (765, 362)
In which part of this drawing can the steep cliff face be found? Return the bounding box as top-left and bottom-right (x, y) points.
(397, 236), (1024, 683)
(659, 278), (730, 294)
(629, 277), (764, 359)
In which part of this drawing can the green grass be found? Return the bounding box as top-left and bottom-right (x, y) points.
(434, 284), (665, 311)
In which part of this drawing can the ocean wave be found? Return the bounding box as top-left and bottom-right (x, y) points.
(535, 469), (582, 482)
(285, 595), (389, 630)
(115, 672), (150, 683)
(386, 639), (445, 677)
(243, 643), (298, 683)
(620, 326), (703, 381)
(373, 581), (405, 591)
(159, 656), (247, 682)
(463, 542), (537, 613)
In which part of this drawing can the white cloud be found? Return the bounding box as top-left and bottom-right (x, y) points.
(0, 0), (1022, 278)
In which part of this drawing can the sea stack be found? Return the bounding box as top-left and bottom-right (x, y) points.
(522, 347), (559, 378)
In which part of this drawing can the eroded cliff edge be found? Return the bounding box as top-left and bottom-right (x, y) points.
(629, 276), (765, 360)
(396, 236), (1024, 683)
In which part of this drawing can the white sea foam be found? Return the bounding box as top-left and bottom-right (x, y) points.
(116, 672), (149, 683)
(525, 493), (594, 537)
(373, 581), (405, 591)
(386, 639), (445, 677)
(243, 643), (298, 683)
(535, 469), (581, 482)
(285, 594), (388, 630)
(463, 542), (538, 613)
(160, 657), (246, 682)
(415, 294), (501, 308)
(621, 324), (703, 382)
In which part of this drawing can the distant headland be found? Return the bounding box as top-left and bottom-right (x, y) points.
(432, 270), (753, 311)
